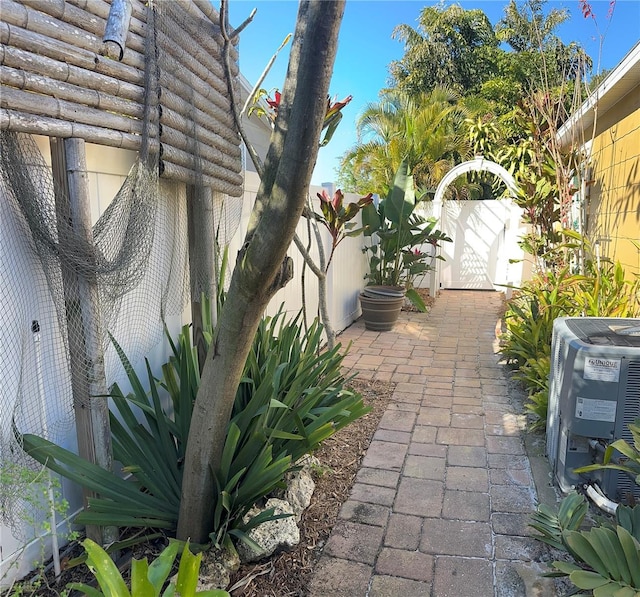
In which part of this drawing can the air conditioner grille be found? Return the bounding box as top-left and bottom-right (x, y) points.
(547, 335), (566, 465)
(553, 336), (564, 385)
(623, 360), (640, 434)
(618, 360), (640, 501)
(566, 318), (640, 347)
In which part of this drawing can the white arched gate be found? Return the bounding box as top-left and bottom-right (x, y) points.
(428, 157), (525, 293)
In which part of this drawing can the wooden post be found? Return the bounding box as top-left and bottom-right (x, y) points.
(186, 185), (217, 371)
(50, 137), (115, 545)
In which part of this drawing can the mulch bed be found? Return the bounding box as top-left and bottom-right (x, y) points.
(227, 378), (395, 596)
(11, 378), (395, 597)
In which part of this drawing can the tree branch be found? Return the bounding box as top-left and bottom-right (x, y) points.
(219, 0), (264, 176)
(240, 33), (292, 117)
(229, 8), (256, 41)
(305, 195), (336, 348)
(292, 233), (324, 279)
(220, 0), (337, 349)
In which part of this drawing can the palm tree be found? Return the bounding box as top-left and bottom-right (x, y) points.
(338, 88), (475, 197)
(390, 4), (499, 97)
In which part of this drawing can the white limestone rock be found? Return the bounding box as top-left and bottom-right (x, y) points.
(236, 498), (300, 563)
(284, 465), (316, 522)
(195, 545), (240, 592)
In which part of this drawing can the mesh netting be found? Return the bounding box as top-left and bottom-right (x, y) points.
(0, 1), (243, 541)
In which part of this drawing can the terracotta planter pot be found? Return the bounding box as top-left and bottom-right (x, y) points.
(359, 286), (405, 331)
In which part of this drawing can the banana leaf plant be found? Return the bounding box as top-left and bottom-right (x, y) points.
(361, 159), (451, 311)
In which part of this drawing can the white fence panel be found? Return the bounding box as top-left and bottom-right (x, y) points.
(0, 140), (186, 584)
(0, 179), (82, 582)
(441, 200), (509, 289)
(327, 227), (368, 331)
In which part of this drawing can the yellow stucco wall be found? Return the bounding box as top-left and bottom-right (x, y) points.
(587, 89), (640, 277)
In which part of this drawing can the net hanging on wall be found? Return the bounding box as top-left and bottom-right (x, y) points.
(0, 0), (245, 541)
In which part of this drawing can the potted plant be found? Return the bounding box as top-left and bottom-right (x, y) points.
(359, 160), (451, 331)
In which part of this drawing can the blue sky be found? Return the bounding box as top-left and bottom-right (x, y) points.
(228, 0), (640, 185)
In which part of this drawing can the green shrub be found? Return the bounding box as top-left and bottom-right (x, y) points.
(500, 266), (582, 368)
(232, 311), (369, 464)
(211, 311), (369, 547)
(68, 539), (229, 596)
(500, 234), (640, 430)
(530, 491), (588, 550)
(23, 310), (368, 547)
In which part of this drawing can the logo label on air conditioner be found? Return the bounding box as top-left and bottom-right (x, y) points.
(575, 396), (617, 422)
(583, 357), (621, 382)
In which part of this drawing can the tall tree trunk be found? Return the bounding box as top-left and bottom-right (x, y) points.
(177, 0), (345, 543)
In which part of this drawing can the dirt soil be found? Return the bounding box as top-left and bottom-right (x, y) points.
(227, 378), (395, 596)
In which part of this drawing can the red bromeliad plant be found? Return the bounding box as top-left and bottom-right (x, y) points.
(320, 95), (353, 146)
(265, 90), (281, 114)
(258, 90), (353, 147)
(579, 0), (616, 23)
(315, 189), (373, 269)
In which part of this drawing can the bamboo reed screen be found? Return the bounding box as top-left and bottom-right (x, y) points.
(0, 0), (244, 196)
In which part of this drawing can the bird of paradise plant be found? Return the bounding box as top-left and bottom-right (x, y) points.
(361, 160), (451, 311)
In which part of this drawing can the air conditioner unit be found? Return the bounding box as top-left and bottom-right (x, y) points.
(547, 317), (640, 502)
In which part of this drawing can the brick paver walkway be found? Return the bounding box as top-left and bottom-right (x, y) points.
(308, 290), (555, 597)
